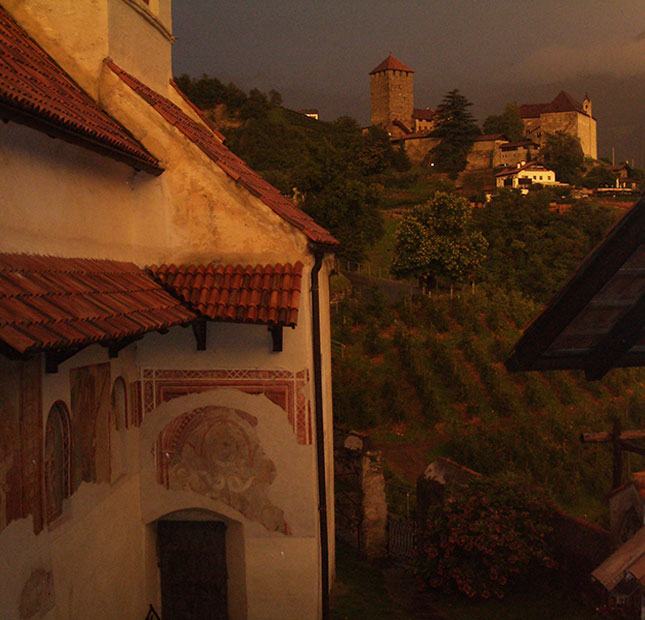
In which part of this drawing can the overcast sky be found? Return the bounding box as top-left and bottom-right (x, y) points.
(171, 1), (645, 165)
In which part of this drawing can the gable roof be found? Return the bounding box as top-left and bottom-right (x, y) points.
(0, 254), (195, 357)
(506, 194), (645, 379)
(413, 108), (435, 121)
(495, 162), (552, 177)
(0, 6), (162, 175)
(148, 262), (303, 327)
(519, 90), (586, 119)
(107, 61), (338, 248)
(369, 54), (414, 75)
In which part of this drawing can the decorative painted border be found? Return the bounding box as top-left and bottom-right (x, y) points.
(132, 368), (311, 444)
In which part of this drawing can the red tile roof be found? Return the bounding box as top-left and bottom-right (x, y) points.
(0, 7), (161, 175)
(413, 108), (435, 121)
(520, 91), (585, 119)
(369, 54), (414, 75)
(148, 262), (303, 327)
(0, 254), (195, 356)
(107, 61), (338, 247)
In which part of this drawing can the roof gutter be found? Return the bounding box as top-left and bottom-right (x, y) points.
(310, 245), (330, 620)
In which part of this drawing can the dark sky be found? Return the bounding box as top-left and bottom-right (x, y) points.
(171, 1), (645, 165)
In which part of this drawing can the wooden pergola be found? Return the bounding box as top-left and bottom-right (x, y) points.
(506, 193), (645, 380)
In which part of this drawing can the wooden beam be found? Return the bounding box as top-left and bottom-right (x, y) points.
(506, 194), (645, 372)
(270, 325), (283, 352)
(192, 319), (207, 351)
(613, 418), (623, 489)
(45, 348), (81, 373)
(619, 439), (645, 457)
(581, 430), (645, 444)
(584, 289), (645, 380)
(104, 335), (142, 358)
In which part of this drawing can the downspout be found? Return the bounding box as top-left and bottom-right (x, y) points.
(311, 246), (330, 620)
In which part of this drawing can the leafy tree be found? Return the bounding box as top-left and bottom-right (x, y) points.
(540, 131), (584, 184)
(582, 165), (617, 189)
(482, 103), (525, 143)
(391, 192), (488, 288)
(303, 177), (383, 262)
(420, 475), (556, 599)
(430, 90), (481, 176)
(471, 189), (618, 301)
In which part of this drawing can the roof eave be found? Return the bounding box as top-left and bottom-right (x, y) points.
(0, 101), (164, 176)
(506, 194), (645, 375)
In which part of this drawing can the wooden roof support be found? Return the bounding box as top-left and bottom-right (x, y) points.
(506, 195), (645, 372)
(270, 325), (283, 352)
(46, 348), (82, 373)
(192, 319), (207, 351)
(105, 335), (142, 359)
(584, 290), (645, 380)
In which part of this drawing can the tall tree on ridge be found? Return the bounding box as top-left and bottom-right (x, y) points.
(430, 89), (481, 177)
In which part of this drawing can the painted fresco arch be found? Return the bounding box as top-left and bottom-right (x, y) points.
(44, 400), (71, 524)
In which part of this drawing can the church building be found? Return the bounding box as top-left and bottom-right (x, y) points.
(0, 1), (337, 619)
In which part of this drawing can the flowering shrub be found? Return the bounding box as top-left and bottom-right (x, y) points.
(420, 474), (556, 599)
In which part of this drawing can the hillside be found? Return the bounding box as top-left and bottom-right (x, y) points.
(331, 281), (645, 521)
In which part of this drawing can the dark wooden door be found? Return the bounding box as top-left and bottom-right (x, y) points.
(158, 520), (228, 620)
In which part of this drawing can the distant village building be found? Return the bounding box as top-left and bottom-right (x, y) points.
(299, 108), (319, 120)
(495, 161), (559, 191)
(499, 140), (540, 168)
(519, 91), (597, 160)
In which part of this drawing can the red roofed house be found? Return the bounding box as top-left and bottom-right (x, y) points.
(0, 1), (337, 619)
(519, 90), (597, 160)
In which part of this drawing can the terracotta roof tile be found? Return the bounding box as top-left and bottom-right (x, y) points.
(149, 262), (303, 327)
(0, 254), (195, 355)
(107, 61), (338, 247)
(520, 91), (586, 119)
(0, 7), (162, 175)
(413, 108), (435, 121)
(369, 54), (414, 75)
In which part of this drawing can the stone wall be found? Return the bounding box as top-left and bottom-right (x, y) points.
(370, 69), (414, 134)
(333, 429), (387, 560)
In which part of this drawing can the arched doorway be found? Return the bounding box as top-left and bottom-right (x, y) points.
(157, 511), (228, 620)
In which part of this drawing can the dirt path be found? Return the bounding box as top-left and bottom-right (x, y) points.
(371, 439), (436, 485)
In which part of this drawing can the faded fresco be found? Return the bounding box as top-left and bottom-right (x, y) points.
(0, 358), (43, 534)
(70, 363), (111, 488)
(157, 405), (290, 534)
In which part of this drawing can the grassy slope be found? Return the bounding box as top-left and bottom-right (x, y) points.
(331, 283), (645, 522)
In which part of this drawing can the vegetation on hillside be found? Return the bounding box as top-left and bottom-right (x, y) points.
(391, 192), (488, 289)
(332, 282), (645, 517)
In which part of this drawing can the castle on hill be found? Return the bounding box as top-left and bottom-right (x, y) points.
(369, 54), (598, 164)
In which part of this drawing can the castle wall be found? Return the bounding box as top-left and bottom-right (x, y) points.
(395, 136), (441, 165)
(370, 70), (413, 134)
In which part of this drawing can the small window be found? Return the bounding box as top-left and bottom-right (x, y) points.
(44, 402), (71, 523)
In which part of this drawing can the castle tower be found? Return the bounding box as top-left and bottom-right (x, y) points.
(369, 54), (414, 137)
(583, 92), (592, 118)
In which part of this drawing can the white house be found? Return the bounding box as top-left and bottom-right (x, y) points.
(495, 161), (558, 191)
(0, 1), (337, 619)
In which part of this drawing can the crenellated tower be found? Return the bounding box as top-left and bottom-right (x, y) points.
(369, 54), (414, 138)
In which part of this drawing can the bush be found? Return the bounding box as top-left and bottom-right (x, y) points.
(420, 474), (556, 599)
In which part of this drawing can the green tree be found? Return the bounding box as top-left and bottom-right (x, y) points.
(540, 131), (584, 184)
(430, 90), (481, 177)
(482, 103), (525, 143)
(303, 177), (383, 262)
(582, 165), (617, 189)
(391, 192), (488, 288)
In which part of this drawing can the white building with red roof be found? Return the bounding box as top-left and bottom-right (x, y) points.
(0, 2), (337, 619)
